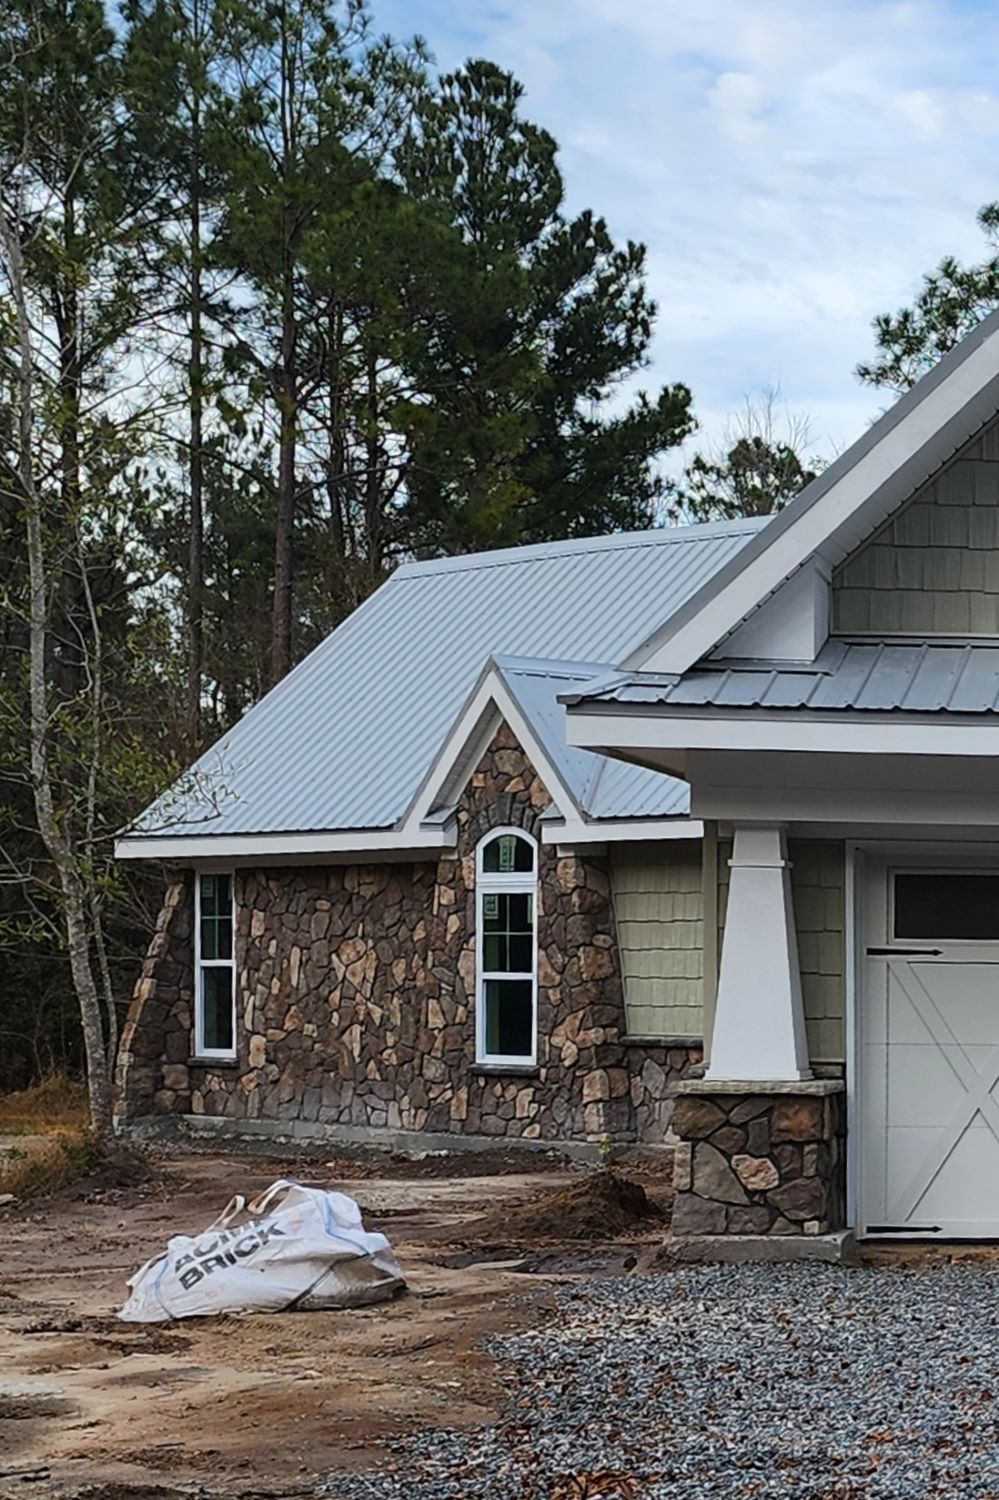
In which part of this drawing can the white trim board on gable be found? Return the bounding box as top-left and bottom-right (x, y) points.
(404, 662), (587, 832)
(625, 308), (999, 676)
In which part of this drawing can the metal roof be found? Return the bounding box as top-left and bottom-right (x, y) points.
(493, 657), (691, 819)
(563, 640), (999, 716)
(129, 518), (763, 841)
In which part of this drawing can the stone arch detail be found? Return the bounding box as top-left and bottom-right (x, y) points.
(465, 791), (544, 847)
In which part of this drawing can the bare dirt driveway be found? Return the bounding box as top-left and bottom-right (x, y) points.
(0, 1146), (664, 1500)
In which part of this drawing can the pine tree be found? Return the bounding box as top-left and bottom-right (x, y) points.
(397, 60), (694, 553)
(206, 0), (426, 683)
(858, 204), (999, 395)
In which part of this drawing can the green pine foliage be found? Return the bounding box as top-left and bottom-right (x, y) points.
(858, 203), (999, 395)
(0, 0), (697, 1091)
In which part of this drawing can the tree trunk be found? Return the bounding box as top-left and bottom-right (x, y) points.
(270, 2), (297, 687)
(187, 118), (205, 749)
(272, 347), (297, 685)
(1, 177), (114, 1146)
(364, 342), (382, 581)
(55, 194), (84, 704)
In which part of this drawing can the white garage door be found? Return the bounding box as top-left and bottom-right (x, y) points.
(861, 861), (999, 1238)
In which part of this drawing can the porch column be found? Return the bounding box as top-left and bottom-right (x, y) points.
(707, 824), (811, 1082)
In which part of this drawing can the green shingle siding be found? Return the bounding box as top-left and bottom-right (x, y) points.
(790, 841), (845, 1063)
(833, 432), (999, 636)
(610, 843), (703, 1039)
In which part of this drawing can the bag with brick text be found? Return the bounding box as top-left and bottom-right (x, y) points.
(118, 1178), (405, 1322)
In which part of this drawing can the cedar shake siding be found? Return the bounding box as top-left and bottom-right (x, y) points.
(610, 843), (703, 1041)
(833, 419), (999, 636)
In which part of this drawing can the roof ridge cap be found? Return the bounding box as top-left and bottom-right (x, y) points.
(391, 518), (767, 580)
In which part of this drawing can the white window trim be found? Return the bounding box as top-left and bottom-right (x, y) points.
(193, 872), (237, 1060)
(475, 827), (538, 1067)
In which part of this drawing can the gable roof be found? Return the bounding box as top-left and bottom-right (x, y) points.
(121, 518), (762, 853)
(483, 657), (691, 817)
(627, 307), (999, 675)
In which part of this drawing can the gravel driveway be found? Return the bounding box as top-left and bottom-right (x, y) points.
(326, 1261), (999, 1498)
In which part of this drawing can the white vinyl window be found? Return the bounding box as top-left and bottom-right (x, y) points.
(476, 829), (538, 1065)
(194, 872), (236, 1058)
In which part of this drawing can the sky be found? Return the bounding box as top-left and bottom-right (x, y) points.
(378, 0), (999, 468)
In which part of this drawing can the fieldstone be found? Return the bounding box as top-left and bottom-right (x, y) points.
(710, 1125), (746, 1155)
(582, 1069), (610, 1103)
(672, 1097), (726, 1139)
(727, 1204), (775, 1235)
(770, 1175), (827, 1221)
(117, 727), (707, 1161)
(729, 1097), (771, 1125)
(732, 1154), (779, 1192)
(692, 1143), (749, 1205)
(673, 1141), (693, 1192)
(641, 1057), (666, 1096)
(771, 1096), (825, 1142)
(672, 1194), (727, 1235)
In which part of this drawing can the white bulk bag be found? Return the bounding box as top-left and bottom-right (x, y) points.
(119, 1178), (404, 1322)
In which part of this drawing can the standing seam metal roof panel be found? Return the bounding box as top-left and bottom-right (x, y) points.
(565, 641), (999, 715)
(131, 519), (763, 839)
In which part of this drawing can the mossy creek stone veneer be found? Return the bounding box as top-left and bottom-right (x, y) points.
(116, 724), (702, 1146)
(670, 1083), (846, 1235)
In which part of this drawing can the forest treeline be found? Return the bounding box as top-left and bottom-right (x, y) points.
(0, 0), (705, 1102)
(0, 0), (982, 1117)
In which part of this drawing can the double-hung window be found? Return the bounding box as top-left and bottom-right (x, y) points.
(476, 829), (537, 1065)
(195, 873), (236, 1058)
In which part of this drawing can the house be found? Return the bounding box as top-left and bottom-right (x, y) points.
(561, 306), (999, 1241)
(115, 518), (764, 1154)
(118, 304), (999, 1242)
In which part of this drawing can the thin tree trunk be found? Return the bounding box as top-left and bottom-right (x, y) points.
(364, 342), (382, 580)
(55, 194), (84, 703)
(271, 2), (297, 686)
(187, 109), (205, 748)
(272, 334), (297, 685)
(1, 184), (114, 1145)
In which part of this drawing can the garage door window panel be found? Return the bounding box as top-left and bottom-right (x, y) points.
(894, 872), (999, 942)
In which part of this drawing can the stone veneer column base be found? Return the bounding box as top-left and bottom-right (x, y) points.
(669, 1079), (846, 1237)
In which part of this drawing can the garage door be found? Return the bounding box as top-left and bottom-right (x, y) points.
(861, 861), (999, 1238)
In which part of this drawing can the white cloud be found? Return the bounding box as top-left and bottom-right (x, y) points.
(381, 0), (999, 461)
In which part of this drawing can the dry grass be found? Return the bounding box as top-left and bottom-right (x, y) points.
(0, 1130), (96, 1199)
(0, 1074), (89, 1134)
(0, 1076), (95, 1199)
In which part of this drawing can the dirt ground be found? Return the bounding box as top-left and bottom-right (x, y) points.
(0, 1144), (670, 1500)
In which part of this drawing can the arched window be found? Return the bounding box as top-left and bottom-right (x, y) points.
(476, 828), (538, 1065)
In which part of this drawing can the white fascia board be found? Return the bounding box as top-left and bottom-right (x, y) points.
(115, 827), (456, 863)
(626, 325), (999, 676)
(694, 783), (999, 827)
(401, 665), (582, 832)
(543, 816), (703, 844)
(566, 706), (999, 758)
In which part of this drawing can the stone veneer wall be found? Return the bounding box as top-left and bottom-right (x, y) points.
(671, 1085), (846, 1236)
(116, 724), (702, 1145)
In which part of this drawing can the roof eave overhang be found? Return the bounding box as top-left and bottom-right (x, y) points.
(565, 702), (999, 758)
(114, 825), (458, 864)
(115, 810), (705, 864)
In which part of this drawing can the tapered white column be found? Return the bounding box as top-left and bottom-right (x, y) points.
(707, 825), (812, 1082)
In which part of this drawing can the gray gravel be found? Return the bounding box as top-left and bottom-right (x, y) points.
(325, 1261), (999, 1498)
